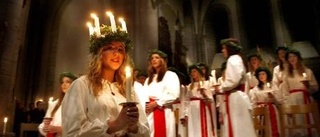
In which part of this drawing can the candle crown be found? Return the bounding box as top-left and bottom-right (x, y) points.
(89, 25), (133, 55)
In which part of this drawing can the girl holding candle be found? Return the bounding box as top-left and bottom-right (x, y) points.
(181, 65), (217, 137)
(280, 49), (319, 137)
(38, 72), (77, 137)
(143, 50), (180, 137)
(61, 25), (149, 137)
(214, 38), (255, 137)
(250, 67), (281, 137)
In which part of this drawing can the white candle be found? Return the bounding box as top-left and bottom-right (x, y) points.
(125, 66), (132, 102)
(302, 73), (307, 80)
(3, 117), (7, 134)
(86, 22), (94, 36)
(90, 13), (100, 36)
(211, 70), (217, 85)
(266, 82), (271, 88)
(106, 12), (116, 32)
(49, 97), (53, 102)
(118, 18), (127, 33)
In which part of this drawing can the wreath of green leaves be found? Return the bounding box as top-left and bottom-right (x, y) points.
(89, 24), (133, 55)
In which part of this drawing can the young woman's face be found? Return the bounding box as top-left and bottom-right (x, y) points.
(288, 53), (298, 66)
(249, 56), (261, 68)
(222, 45), (228, 58)
(258, 71), (268, 83)
(277, 49), (286, 61)
(190, 69), (201, 81)
(150, 54), (163, 69)
(101, 41), (125, 71)
(61, 77), (73, 93)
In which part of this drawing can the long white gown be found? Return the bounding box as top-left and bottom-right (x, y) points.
(218, 54), (256, 137)
(143, 70), (180, 137)
(185, 81), (217, 137)
(61, 76), (150, 137)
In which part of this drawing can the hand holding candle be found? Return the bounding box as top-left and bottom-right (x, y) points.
(125, 66), (132, 102)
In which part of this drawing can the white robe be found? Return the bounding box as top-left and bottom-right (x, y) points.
(250, 84), (281, 137)
(143, 71), (180, 137)
(218, 54), (255, 137)
(38, 100), (62, 137)
(61, 76), (150, 137)
(272, 65), (284, 87)
(185, 81), (217, 137)
(280, 69), (319, 137)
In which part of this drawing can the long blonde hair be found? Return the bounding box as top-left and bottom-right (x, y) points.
(87, 44), (129, 97)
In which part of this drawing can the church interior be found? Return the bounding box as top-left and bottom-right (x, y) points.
(0, 0), (320, 136)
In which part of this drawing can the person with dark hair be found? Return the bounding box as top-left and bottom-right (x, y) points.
(272, 46), (288, 86)
(214, 38), (255, 137)
(197, 62), (210, 81)
(246, 53), (263, 90)
(280, 49), (319, 137)
(38, 72), (77, 137)
(250, 67), (281, 137)
(143, 49), (180, 137)
(61, 22), (149, 136)
(180, 64), (216, 137)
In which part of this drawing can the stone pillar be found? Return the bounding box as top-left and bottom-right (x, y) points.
(0, 0), (31, 133)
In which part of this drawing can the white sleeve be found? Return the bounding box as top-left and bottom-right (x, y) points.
(221, 55), (246, 92)
(61, 78), (110, 137)
(306, 69), (319, 94)
(157, 71), (180, 106)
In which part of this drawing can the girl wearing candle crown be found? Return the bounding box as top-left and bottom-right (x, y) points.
(143, 49), (180, 137)
(180, 64), (217, 137)
(213, 38), (255, 137)
(61, 25), (149, 137)
(280, 49), (319, 137)
(250, 67), (281, 137)
(38, 72), (77, 137)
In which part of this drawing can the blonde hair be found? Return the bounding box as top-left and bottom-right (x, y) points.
(87, 44), (129, 97)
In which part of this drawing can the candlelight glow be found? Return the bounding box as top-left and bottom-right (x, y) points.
(49, 97), (53, 102)
(4, 117), (7, 123)
(302, 73), (307, 78)
(125, 66), (131, 78)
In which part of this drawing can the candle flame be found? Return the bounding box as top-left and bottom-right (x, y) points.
(4, 117), (7, 123)
(49, 97), (53, 102)
(106, 11), (113, 17)
(125, 66), (131, 78)
(87, 22), (93, 27)
(90, 13), (97, 18)
(119, 17), (124, 22)
(302, 73), (307, 78)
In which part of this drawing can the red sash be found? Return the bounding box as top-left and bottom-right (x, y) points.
(190, 98), (209, 137)
(150, 98), (166, 137)
(46, 133), (56, 137)
(289, 89), (312, 136)
(257, 102), (279, 137)
(225, 84), (245, 137)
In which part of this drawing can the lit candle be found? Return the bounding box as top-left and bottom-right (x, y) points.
(49, 97), (53, 102)
(302, 73), (307, 80)
(87, 22), (94, 36)
(90, 13), (101, 36)
(211, 70), (217, 85)
(125, 66), (132, 102)
(118, 18), (127, 33)
(106, 12), (116, 32)
(3, 117), (7, 134)
(266, 82), (271, 88)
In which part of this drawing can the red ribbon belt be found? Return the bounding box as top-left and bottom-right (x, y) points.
(46, 133), (56, 137)
(289, 89), (312, 136)
(257, 102), (279, 137)
(190, 98), (208, 137)
(150, 98), (166, 137)
(225, 84), (245, 137)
